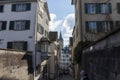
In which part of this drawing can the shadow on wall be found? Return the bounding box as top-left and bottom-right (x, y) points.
(22, 53), (33, 74)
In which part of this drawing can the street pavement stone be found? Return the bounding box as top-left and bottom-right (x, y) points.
(59, 75), (74, 80)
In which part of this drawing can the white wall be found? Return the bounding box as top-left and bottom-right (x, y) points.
(0, 2), (37, 52)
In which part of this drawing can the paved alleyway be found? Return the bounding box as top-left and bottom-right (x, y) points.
(59, 75), (74, 80)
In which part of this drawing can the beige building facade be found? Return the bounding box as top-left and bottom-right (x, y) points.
(72, 0), (120, 65)
(71, 0), (120, 79)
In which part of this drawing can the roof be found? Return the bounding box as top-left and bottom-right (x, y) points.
(49, 31), (58, 42)
(40, 37), (50, 42)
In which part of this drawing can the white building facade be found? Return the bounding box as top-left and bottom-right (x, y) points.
(0, 0), (50, 80)
(60, 47), (71, 70)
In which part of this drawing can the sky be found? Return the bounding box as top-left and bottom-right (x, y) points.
(47, 0), (75, 46)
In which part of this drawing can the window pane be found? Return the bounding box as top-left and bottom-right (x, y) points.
(13, 42), (24, 50)
(14, 21), (25, 30)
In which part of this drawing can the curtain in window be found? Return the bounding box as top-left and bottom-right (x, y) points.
(14, 21), (25, 30)
(16, 4), (26, 11)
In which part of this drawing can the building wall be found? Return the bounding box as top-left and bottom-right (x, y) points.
(49, 41), (58, 79)
(72, 0), (120, 69)
(0, 49), (33, 80)
(82, 29), (120, 80)
(60, 47), (71, 70)
(0, 2), (37, 52)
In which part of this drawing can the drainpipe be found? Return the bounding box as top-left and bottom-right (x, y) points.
(78, 0), (83, 80)
(33, 1), (39, 80)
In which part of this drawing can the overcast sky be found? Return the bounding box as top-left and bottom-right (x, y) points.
(47, 0), (75, 46)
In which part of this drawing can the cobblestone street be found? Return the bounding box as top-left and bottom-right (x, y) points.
(59, 75), (74, 80)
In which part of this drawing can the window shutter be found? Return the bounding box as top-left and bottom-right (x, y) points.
(85, 3), (88, 14)
(0, 5), (4, 12)
(110, 21), (113, 30)
(25, 20), (30, 29)
(12, 4), (16, 11)
(97, 21), (102, 32)
(96, 3), (100, 14)
(2, 21), (7, 30)
(23, 41), (27, 50)
(7, 42), (12, 49)
(117, 3), (120, 14)
(108, 3), (112, 13)
(85, 22), (89, 32)
(9, 21), (14, 30)
(116, 21), (120, 28)
(26, 3), (31, 10)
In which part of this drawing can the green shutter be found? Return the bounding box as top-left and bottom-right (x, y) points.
(7, 42), (12, 49)
(97, 21), (102, 32)
(85, 22), (89, 32)
(85, 3), (88, 14)
(9, 21), (14, 30)
(2, 21), (7, 30)
(25, 20), (30, 29)
(12, 4), (16, 11)
(23, 42), (27, 50)
(96, 3), (100, 14)
(26, 3), (31, 10)
(108, 3), (112, 13)
(117, 3), (120, 14)
(110, 21), (113, 30)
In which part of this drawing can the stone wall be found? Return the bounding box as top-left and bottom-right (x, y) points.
(83, 47), (120, 80)
(0, 49), (33, 80)
(82, 30), (120, 80)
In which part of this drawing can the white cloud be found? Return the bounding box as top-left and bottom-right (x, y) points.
(62, 13), (75, 46)
(49, 13), (63, 31)
(49, 13), (75, 46)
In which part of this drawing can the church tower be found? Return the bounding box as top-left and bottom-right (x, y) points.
(58, 31), (63, 50)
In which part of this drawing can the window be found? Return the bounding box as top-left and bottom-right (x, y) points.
(117, 3), (120, 14)
(85, 3), (96, 14)
(86, 21), (97, 33)
(9, 20), (30, 30)
(0, 5), (4, 12)
(0, 21), (7, 30)
(12, 3), (31, 12)
(100, 3), (112, 14)
(98, 21), (112, 32)
(85, 3), (112, 14)
(7, 41), (27, 50)
(116, 21), (120, 28)
(37, 23), (44, 34)
(86, 21), (113, 33)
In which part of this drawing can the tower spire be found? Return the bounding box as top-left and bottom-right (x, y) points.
(59, 31), (63, 41)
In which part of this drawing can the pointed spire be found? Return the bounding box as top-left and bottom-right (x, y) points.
(59, 31), (63, 41)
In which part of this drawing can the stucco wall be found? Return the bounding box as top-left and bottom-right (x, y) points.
(0, 49), (33, 80)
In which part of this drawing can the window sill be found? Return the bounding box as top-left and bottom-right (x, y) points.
(9, 29), (30, 31)
(12, 10), (31, 12)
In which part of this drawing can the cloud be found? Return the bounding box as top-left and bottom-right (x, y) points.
(62, 13), (75, 46)
(49, 13), (63, 31)
(49, 13), (75, 46)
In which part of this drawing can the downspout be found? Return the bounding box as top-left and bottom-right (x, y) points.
(33, 0), (38, 79)
(78, 0), (83, 80)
